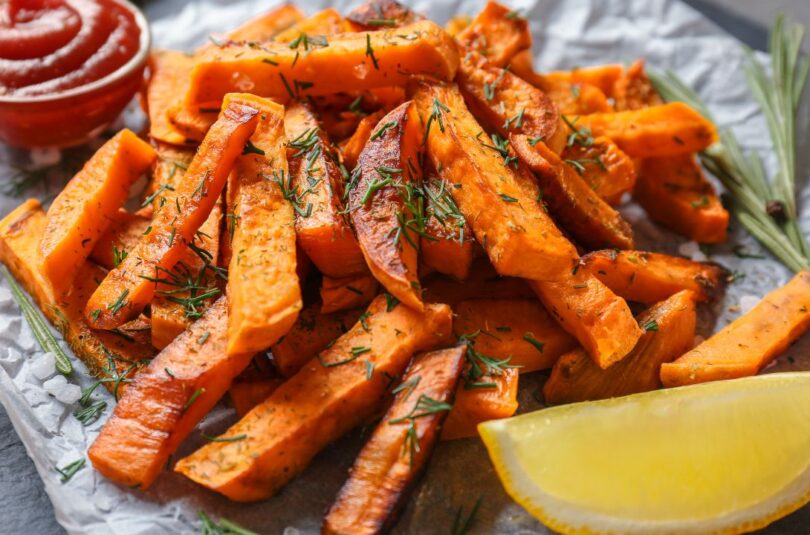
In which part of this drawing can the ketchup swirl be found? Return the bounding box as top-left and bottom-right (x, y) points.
(0, 0), (141, 97)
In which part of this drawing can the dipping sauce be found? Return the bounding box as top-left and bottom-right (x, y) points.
(0, 0), (141, 97)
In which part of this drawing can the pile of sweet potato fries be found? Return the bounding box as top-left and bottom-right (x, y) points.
(3, 1), (810, 532)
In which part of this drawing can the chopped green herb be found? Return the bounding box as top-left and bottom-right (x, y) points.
(56, 458), (85, 483)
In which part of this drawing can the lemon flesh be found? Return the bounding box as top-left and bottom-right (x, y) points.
(479, 373), (810, 535)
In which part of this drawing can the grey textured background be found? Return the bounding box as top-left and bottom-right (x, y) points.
(1, 1), (809, 533)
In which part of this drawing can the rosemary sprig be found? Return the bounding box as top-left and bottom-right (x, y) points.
(56, 458), (85, 483)
(199, 511), (258, 535)
(649, 16), (809, 272)
(2, 265), (72, 375)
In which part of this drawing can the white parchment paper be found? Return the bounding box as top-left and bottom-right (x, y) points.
(1, 0), (809, 533)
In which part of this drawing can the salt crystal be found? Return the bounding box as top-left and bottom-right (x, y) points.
(740, 295), (760, 314)
(54, 383), (82, 405)
(283, 528), (302, 535)
(30, 352), (56, 380)
(691, 250), (708, 262)
(678, 241), (700, 258)
(93, 493), (113, 512)
(42, 374), (67, 397)
(29, 147), (61, 168)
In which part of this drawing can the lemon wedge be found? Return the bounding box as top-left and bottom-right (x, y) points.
(479, 373), (810, 535)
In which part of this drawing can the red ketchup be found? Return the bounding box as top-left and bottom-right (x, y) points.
(0, 0), (141, 97)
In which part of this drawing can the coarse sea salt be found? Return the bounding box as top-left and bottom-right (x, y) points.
(54, 383), (82, 405)
(29, 147), (61, 168)
(42, 374), (68, 397)
(30, 352), (56, 380)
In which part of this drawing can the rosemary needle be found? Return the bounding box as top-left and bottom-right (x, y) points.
(649, 16), (810, 273)
(1, 265), (72, 375)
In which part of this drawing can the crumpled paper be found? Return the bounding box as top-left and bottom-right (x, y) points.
(0, 0), (809, 533)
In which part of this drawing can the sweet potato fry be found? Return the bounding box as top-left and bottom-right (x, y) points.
(441, 367), (518, 440)
(230, 378), (284, 417)
(144, 142), (196, 210)
(284, 101), (366, 278)
(346, 0), (423, 31)
(423, 258), (530, 305)
(559, 135), (636, 206)
(186, 21), (459, 105)
(320, 273), (379, 313)
(511, 135), (634, 250)
(349, 101), (424, 309)
(150, 198), (222, 349)
(453, 299), (577, 373)
(574, 102), (718, 158)
(635, 155), (729, 243)
(208, 4), (304, 46)
(1, 200), (155, 391)
(545, 63), (625, 96)
(582, 250), (729, 304)
(39, 129), (155, 293)
(458, 55), (567, 153)
(85, 100), (260, 329)
(445, 15), (470, 36)
(422, 175), (477, 280)
(455, 0), (531, 68)
(174, 296), (453, 501)
(271, 304), (364, 377)
(529, 270), (644, 369)
(146, 50), (197, 146)
(323, 346), (465, 534)
(271, 7), (351, 43)
(411, 79), (579, 281)
(340, 110), (385, 170)
(89, 210), (151, 270)
(89, 297), (258, 489)
(544, 290), (697, 404)
(610, 59), (662, 111)
(226, 94), (301, 355)
(661, 271), (810, 387)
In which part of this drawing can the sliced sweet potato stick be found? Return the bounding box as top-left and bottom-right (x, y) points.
(422, 175), (477, 280)
(340, 110), (385, 170)
(271, 304), (364, 377)
(453, 298), (577, 373)
(635, 155), (729, 243)
(346, 0), (423, 31)
(151, 198), (223, 349)
(457, 55), (567, 154)
(89, 297), (258, 489)
(145, 50), (197, 146)
(89, 210), (151, 270)
(582, 250), (729, 304)
(529, 269), (644, 369)
(545, 63), (625, 96)
(411, 79), (579, 281)
(349, 101), (424, 309)
(611, 59), (662, 111)
(174, 296), (453, 502)
(144, 142), (196, 210)
(511, 135), (635, 250)
(226, 93), (301, 355)
(661, 271), (810, 387)
(284, 101), (366, 278)
(1, 200), (155, 392)
(271, 7), (351, 43)
(441, 366), (518, 440)
(559, 135), (636, 206)
(455, 0), (531, 68)
(85, 100), (260, 329)
(230, 378), (284, 417)
(545, 290), (697, 404)
(204, 4), (304, 47)
(186, 21), (459, 105)
(422, 258), (530, 306)
(323, 346), (465, 535)
(573, 102), (718, 158)
(320, 273), (379, 313)
(39, 129), (155, 293)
